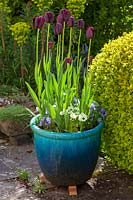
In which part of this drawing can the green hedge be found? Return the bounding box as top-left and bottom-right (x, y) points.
(91, 32), (133, 174)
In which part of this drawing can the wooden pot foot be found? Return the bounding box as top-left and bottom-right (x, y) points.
(68, 186), (77, 196)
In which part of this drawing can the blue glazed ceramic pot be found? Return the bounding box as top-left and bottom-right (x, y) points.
(30, 115), (104, 186)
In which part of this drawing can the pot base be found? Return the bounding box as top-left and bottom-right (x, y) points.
(39, 172), (78, 196)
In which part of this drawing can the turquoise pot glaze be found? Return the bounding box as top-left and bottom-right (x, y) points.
(30, 115), (104, 186)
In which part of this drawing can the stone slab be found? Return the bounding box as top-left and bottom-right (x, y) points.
(0, 143), (40, 181)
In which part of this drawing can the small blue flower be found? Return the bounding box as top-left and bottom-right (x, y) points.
(45, 117), (51, 126)
(97, 118), (102, 123)
(39, 117), (46, 127)
(90, 102), (96, 111)
(100, 108), (107, 117)
(72, 97), (79, 106)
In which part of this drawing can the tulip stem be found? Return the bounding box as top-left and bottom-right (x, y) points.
(61, 22), (65, 63)
(46, 23), (51, 62)
(87, 38), (92, 72)
(57, 34), (61, 81)
(36, 28), (40, 66)
(68, 27), (72, 57)
(77, 29), (82, 67)
(34, 28), (40, 84)
(59, 34), (61, 60)
(39, 24), (45, 66)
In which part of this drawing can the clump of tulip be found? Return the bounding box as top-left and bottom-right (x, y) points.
(26, 9), (106, 132)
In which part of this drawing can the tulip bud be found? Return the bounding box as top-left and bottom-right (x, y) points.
(77, 19), (85, 30)
(48, 41), (53, 49)
(33, 16), (45, 29)
(44, 11), (54, 23)
(56, 14), (63, 24)
(54, 23), (63, 35)
(59, 9), (70, 22)
(66, 57), (72, 64)
(86, 26), (95, 39)
(67, 16), (74, 27)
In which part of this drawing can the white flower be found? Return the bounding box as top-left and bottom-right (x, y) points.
(60, 110), (65, 115)
(53, 104), (56, 108)
(78, 113), (88, 122)
(73, 107), (80, 115)
(70, 112), (77, 120)
(66, 105), (73, 114)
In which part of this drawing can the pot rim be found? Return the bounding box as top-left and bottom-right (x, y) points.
(30, 115), (104, 140)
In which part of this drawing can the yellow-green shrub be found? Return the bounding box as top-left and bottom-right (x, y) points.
(91, 32), (133, 174)
(0, 0), (11, 13)
(67, 0), (86, 19)
(31, 0), (53, 11)
(10, 22), (30, 46)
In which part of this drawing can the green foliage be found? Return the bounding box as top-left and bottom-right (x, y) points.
(31, 0), (53, 11)
(10, 22), (31, 46)
(67, 0), (86, 19)
(33, 176), (46, 194)
(91, 32), (133, 174)
(83, 0), (133, 55)
(0, 105), (31, 121)
(0, 0), (132, 89)
(0, 84), (19, 95)
(17, 168), (30, 181)
(0, 0), (11, 13)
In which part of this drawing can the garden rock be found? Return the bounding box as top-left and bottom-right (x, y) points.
(0, 120), (32, 145)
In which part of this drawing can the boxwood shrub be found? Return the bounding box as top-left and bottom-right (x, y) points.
(91, 32), (133, 174)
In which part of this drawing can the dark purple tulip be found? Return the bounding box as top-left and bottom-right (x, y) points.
(44, 11), (54, 23)
(77, 19), (85, 30)
(59, 9), (70, 22)
(33, 16), (45, 29)
(48, 41), (53, 49)
(86, 26), (95, 39)
(66, 57), (72, 64)
(67, 16), (74, 27)
(56, 14), (63, 24)
(54, 23), (63, 35)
